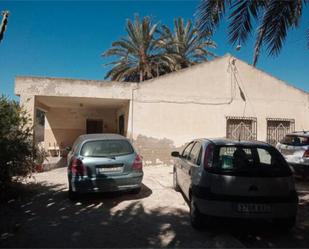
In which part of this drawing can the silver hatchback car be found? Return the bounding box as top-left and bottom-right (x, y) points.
(67, 134), (143, 200)
(276, 131), (309, 179)
(172, 139), (298, 229)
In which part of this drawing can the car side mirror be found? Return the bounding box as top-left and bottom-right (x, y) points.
(65, 146), (72, 152)
(171, 151), (180, 157)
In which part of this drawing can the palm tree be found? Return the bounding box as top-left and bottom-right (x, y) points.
(102, 15), (170, 82)
(159, 18), (216, 70)
(196, 0), (308, 66)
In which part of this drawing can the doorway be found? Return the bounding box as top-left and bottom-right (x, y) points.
(119, 115), (125, 135)
(86, 119), (103, 134)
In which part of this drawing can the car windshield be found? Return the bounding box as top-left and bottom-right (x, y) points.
(280, 135), (309, 146)
(80, 139), (134, 157)
(212, 145), (291, 176)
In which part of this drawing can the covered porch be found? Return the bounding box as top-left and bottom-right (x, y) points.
(34, 96), (130, 158)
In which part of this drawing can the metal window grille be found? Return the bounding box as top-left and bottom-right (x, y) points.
(266, 118), (295, 145)
(226, 116), (257, 141)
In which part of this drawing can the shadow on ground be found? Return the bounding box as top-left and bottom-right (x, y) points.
(0, 179), (309, 248)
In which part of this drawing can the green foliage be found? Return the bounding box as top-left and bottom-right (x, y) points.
(102, 15), (169, 82)
(0, 96), (36, 186)
(196, 0), (308, 66)
(158, 17), (216, 70)
(102, 15), (216, 82)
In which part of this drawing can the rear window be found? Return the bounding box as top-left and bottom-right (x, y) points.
(80, 139), (134, 157)
(280, 135), (309, 146)
(211, 146), (291, 177)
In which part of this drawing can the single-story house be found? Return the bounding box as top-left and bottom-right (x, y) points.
(15, 54), (309, 165)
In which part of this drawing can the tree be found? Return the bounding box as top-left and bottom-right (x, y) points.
(0, 10), (9, 44)
(196, 0), (308, 66)
(0, 96), (37, 186)
(102, 15), (170, 82)
(159, 18), (216, 70)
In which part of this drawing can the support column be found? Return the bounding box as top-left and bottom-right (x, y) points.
(19, 95), (36, 128)
(19, 95), (37, 149)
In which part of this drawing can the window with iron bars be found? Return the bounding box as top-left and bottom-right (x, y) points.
(266, 118), (295, 145)
(226, 116), (257, 141)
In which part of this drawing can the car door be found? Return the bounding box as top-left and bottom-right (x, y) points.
(178, 142), (195, 194)
(182, 142), (202, 198)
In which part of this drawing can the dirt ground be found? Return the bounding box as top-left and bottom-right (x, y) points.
(1, 165), (309, 248)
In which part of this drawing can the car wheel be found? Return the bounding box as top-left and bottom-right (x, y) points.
(173, 169), (180, 192)
(190, 196), (203, 229)
(274, 217), (296, 231)
(130, 187), (141, 194)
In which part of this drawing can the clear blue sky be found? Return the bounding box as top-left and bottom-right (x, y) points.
(1, 0), (308, 100)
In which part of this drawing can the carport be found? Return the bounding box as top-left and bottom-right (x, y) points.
(35, 96), (130, 157)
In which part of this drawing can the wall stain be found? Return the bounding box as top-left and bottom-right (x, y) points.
(134, 135), (183, 166)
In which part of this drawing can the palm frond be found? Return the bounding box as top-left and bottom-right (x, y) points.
(196, 0), (229, 35)
(196, 0), (308, 66)
(228, 0), (263, 45)
(159, 17), (216, 69)
(260, 0), (302, 57)
(103, 14), (167, 82)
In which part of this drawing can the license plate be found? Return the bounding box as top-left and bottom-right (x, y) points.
(97, 167), (123, 174)
(237, 203), (272, 213)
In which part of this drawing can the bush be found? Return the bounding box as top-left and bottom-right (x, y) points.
(0, 95), (37, 187)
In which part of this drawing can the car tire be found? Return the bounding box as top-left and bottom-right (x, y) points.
(130, 187), (141, 194)
(190, 196), (203, 229)
(274, 217), (296, 231)
(173, 169), (180, 192)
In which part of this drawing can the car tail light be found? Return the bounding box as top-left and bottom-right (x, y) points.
(303, 150), (309, 158)
(132, 155), (143, 170)
(204, 144), (214, 169)
(69, 158), (86, 176)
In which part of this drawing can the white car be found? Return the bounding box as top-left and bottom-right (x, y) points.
(276, 131), (309, 179)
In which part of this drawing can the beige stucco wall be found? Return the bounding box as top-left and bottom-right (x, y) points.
(130, 56), (309, 163)
(44, 107), (118, 149)
(15, 54), (309, 165)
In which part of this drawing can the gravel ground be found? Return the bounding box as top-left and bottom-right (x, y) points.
(0, 166), (309, 248)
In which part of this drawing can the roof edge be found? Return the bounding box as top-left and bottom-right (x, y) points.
(229, 54), (309, 95)
(15, 75), (137, 86)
